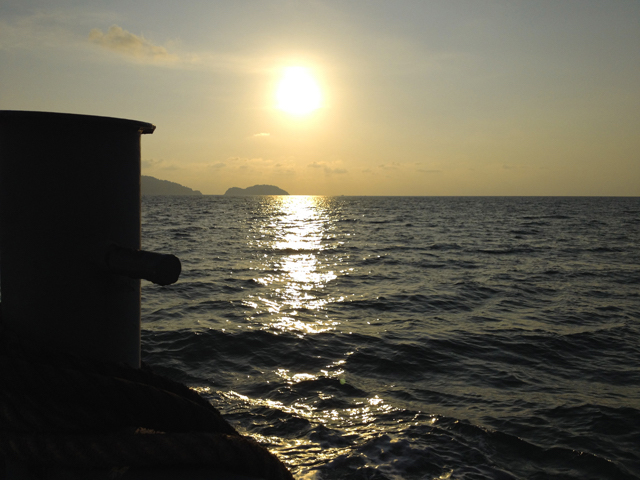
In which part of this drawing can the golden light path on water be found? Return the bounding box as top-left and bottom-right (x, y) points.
(244, 196), (343, 336)
(216, 387), (417, 475)
(225, 196), (438, 474)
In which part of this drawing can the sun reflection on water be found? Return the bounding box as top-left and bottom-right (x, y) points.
(245, 196), (343, 336)
(220, 387), (403, 466)
(230, 196), (403, 472)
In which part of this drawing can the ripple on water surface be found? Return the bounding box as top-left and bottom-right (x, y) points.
(142, 196), (640, 479)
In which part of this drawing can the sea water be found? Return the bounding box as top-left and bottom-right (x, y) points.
(140, 196), (640, 480)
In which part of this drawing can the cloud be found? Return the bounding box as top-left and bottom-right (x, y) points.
(86, 25), (283, 74)
(378, 162), (401, 170)
(215, 156), (298, 180)
(89, 25), (177, 62)
(142, 158), (179, 171)
(224, 156), (273, 170)
(227, 156), (269, 164)
(308, 162), (347, 176)
(142, 158), (164, 169)
(251, 133), (271, 138)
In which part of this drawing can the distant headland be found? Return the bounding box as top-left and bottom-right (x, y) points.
(224, 185), (289, 196)
(141, 176), (202, 196)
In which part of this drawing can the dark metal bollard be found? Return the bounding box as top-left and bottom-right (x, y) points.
(0, 111), (178, 368)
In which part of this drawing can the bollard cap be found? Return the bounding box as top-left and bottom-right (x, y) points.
(0, 110), (155, 134)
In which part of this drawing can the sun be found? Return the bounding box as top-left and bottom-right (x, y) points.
(276, 67), (322, 116)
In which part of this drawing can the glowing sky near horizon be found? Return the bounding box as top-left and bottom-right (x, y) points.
(0, 0), (638, 196)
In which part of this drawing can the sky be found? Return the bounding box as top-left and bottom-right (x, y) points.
(1, 0), (639, 196)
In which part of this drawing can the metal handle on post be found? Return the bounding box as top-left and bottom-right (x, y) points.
(105, 245), (181, 286)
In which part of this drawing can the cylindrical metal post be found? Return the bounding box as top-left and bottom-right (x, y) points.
(0, 111), (155, 368)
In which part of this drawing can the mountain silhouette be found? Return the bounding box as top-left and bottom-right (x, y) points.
(224, 185), (289, 196)
(141, 176), (202, 196)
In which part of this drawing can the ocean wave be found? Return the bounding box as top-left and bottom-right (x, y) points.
(140, 196), (640, 479)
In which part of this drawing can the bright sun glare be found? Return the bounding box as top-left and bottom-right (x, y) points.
(276, 67), (322, 115)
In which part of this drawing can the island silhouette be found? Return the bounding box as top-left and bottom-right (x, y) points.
(141, 176), (202, 196)
(224, 185), (289, 196)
